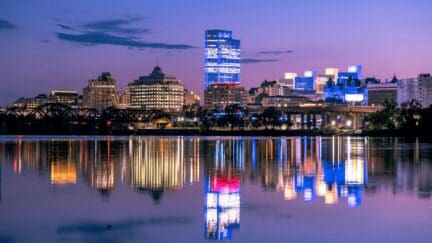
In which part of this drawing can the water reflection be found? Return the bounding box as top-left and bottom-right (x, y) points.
(204, 140), (242, 240)
(0, 136), (431, 240)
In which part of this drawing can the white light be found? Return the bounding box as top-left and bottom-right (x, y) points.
(206, 193), (218, 208)
(346, 120), (352, 127)
(304, 70), (314, 77)
(304, 189), (312, 201)
(219, 193), (240, 208)
(345, 94), (364, 102)
(331, 120), (336, 126)
(284, 72), (297, 79)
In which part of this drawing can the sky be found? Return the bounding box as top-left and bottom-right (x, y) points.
(1, 0), (432, 106)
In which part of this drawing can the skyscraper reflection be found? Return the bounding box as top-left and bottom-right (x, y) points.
(129, 138), (184, 203)
(0, 136), (430, 205)
(204, 140), (242, 240)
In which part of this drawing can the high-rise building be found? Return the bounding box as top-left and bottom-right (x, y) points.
(325, 68), (339, 80)
(204, 30), (240, 88)
(397, 73), (432, 108)
(294, 71), (316, 91)
(82, 72), (119, 112)
(315, 75), (333, 94)
(128, 66), (184, 112)
(204, 85), (247, 110)
(338, 65), (362, 85)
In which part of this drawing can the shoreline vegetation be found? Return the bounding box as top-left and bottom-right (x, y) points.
(1, 100), (431, 137)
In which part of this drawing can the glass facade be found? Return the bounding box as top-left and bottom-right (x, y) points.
(294, 71), (316, 91)
(205, 30), (240, 88)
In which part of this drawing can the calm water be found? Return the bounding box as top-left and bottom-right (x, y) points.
(0, 136), (431, 243)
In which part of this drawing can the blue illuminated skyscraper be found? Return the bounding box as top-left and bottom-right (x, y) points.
(294, 70), (316, 91)
(204, 30), (241, 88)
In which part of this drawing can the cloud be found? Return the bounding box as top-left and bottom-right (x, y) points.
(56, 31), (195, 50)
(258, 50), (293, 55)
(57, 24), (74, 30)
(241, 58), (279, 64)
(0, 19), (16, 30)
(83, 17), (149, 34)
(56, 17), (194, 50)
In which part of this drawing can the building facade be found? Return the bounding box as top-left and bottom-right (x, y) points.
(49, 90), (80, 107)
(397, 73), (432, 108)
(204, 85), (247, 110)
(184, 89), (201, 106)
(294, 71), (316, 91)
(82, 72), (119, 112)
(367, 82), (397, 106)
(204, 30), (240, 88)
(129, 66), (184, 112)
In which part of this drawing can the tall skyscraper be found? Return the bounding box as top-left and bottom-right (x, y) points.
(204, 30), (240, 88)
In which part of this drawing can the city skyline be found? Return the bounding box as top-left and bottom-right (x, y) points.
(1, 0), (432, 106)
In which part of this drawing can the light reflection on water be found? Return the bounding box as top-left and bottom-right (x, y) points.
(0, 136), (431, 242)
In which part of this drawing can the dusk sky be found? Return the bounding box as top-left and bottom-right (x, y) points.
(1, 0), (431, 105)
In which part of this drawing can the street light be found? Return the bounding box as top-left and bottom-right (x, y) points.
(346, 120), (352, 127)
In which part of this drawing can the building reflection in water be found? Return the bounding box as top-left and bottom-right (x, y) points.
(0, 136), (430, 204)
(50, 141), (78, 186)
(204, 140), (242, 240)
(268, 136), (368, 207)
(129, 137), (185, 203)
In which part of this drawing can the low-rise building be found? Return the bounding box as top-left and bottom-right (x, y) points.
(367, 82), (397, 106)
(49, 90), (80, 107)
(204, 85), (246, 110)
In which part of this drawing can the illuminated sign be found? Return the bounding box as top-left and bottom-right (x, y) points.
(345, 94), (364, 102)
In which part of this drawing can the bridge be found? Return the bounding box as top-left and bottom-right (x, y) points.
(0, 103), (382, 133)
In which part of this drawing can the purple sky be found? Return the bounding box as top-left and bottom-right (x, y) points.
(1, 0), (432, 105)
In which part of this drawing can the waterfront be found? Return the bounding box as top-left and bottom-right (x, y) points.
(0, 136), (431, 242)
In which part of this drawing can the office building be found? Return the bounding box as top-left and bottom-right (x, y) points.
(82, 72), (119, 112)
(397, 73), (432, 108)
(12, 94), (49, 110)
(315, 75), (333, 94)
(338, 65), (362, 85)
(129, 66), (184, 112)
(325, 68), (339, 80)
(294, 71), (316, 91)
(367, 82), (397, 106)
(49, 90), (80, 107)
(184, 89), (201, 106)
(204, 85), (247, 110)
(282, 72), (297, 89)
(117, 88), (131, 109)
(204, 30), (240, 88)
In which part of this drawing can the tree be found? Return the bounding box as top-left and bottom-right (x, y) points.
(363, 100), (399, 130)
(225, 104), (245, 130)
(261, 106), (281, 129)
(399, 99), (422, 129)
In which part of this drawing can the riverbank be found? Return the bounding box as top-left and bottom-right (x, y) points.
(2, 128), (431, 137)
